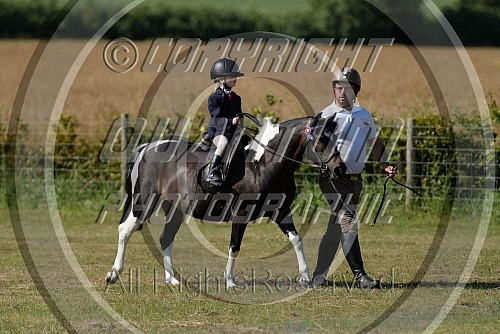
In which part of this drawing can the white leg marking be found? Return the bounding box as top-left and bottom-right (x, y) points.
(224, 248), (239, 288)
(108, 210), (140, 283)
(288, 232), (311, 283)
(108, 144), (148, 283)
(162, 243), (180, 285)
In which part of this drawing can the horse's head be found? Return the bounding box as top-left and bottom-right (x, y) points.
(305, 114), (347, 176)
(239, 114), (346, 177)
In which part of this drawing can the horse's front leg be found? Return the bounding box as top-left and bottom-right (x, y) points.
(224, 222), (248, 288)
(276, 214), (311, 283)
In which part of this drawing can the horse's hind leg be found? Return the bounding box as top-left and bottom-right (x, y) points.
(276, 215), (311, 283)
(224, 222), (248, 288)
(106, 206), (142, 284)
(107, 191), (158, 284)
(159, 204), (183, 285)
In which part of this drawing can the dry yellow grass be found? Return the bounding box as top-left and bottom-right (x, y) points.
(0, 40), (498, 137)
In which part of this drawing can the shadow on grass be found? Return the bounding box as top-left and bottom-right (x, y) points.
(312, 279), (500, 290)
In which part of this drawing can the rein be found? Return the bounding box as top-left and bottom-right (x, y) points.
(239, 113), (331, 169)
(319, 159), (421, 226)
(371, 161), (420, 225)
(240, 114), (420, 226)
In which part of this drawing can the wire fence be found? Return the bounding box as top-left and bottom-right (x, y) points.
(1, 117), (498, 205)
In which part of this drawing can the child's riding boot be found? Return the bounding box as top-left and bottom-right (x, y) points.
(207, 154), (223, 187)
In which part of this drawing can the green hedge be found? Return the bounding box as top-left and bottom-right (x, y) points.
(443, 0), (500, 46)
(0, 0), (499, 45)
(1, 98), (498, 206)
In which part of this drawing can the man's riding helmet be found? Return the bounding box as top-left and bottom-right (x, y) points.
(332, 67), (361, 95)
(210, 58), (244, 81)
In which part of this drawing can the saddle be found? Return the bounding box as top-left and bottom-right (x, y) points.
(196, 128), (250, 193)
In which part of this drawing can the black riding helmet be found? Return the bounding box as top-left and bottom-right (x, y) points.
(210, 58), (244, 82)
(332, 67), (361, 95)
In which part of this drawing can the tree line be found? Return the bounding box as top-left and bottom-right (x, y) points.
(0, 0), (498, 45)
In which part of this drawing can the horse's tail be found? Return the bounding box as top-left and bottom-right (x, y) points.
(119, 143), (148, 226)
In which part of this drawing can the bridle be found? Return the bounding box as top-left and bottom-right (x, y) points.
(304, 121), (344, 178)
(239, 113), (420, 226)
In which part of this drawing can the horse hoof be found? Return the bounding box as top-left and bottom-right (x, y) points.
(165, 277), (180, 286)
(297, 274), (311, 284)
(106, 271), (118, 284)
(226, 278), (237, 288)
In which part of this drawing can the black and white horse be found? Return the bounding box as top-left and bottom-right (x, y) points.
(106, 115), (340, 287)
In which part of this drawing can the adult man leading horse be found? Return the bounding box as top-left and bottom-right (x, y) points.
(312, 67), (396, 288)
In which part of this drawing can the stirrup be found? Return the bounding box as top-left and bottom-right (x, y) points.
(207, 169), (223, 187)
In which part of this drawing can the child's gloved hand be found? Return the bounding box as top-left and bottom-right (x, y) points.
(232, 117), (240, 125)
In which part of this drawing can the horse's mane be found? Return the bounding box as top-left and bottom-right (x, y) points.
(150, 117), (313, 148)
(278, 117), (313, 128)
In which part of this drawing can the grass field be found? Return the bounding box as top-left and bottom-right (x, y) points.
(1, 195), (499, 332)
(1, 35), (499, 332)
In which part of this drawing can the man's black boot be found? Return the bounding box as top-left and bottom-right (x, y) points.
(354, 271), (379, 289)
(312, 224), (341, 287)
(206, 154), (223, 187)
(342, 232), (380, 289)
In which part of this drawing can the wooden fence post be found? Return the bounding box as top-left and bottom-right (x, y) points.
(406, 118), (416, 209)
(120, 113), (129, 195)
